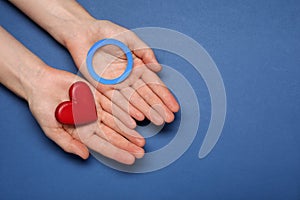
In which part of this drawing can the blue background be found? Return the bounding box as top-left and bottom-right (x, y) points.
(0, 0), (300, 199)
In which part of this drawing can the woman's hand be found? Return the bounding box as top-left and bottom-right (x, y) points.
(28, 67), (145, 164)
(66, 20), (180, 125)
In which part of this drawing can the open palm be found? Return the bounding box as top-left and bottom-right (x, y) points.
(67, 20), (180, 126)
(28, 67), (145, 164)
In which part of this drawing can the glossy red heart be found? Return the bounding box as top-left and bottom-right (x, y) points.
(55, 81), (97, 126)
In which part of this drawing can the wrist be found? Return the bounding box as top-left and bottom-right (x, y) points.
(0, 27), (50, 102)
(52, 16), (97, 48)
(20, 63), (49, 103)
(63, 18), (116, 49)
(10, 0), (97, 47)
(43, 0), (97, 48)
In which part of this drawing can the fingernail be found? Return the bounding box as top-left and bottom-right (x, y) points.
(128, 118), (137, 129)
(152, 113), (164, 126)
(77, 150), (89, 160)
(133, 148), (145, 159)
(124, 154), (135, 165)
(170, 102), (180, 113)
(138, 138), (146, 147)
(165, 112), (175, 123)
(136, 112), (145, 121)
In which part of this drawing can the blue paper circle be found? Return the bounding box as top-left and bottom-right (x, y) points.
(86, 39), (133, 85)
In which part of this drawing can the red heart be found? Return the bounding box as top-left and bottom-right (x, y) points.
(55, 81), (97, 126)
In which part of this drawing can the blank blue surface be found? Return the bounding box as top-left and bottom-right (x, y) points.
(0, 0), (300, 199)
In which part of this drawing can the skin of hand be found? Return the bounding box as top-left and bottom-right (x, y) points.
(29, 68), (145, 164)
(66, 20), (180, 126)
(9, 0), (180, 126)
(0, 27), (145, 165)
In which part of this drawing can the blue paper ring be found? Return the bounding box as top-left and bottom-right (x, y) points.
(86, 39), (133, 85)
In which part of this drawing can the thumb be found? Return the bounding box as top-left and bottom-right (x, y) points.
(127, 32), (162, 72)
(45, 128), (89, 159)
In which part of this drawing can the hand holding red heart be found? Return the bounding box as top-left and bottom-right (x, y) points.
(29, 67), (145, 164)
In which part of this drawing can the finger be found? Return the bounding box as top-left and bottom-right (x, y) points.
(100, 110), (145, 147)
(44, 128), (89, 159)
(95, 92), (136, 129)
(142, 69), (180, 113)
(133, 49), (162, 72)
(120, 86), (164, 125)
(95, 123), (144, 159)
(131, 79), (175, 123)
(104, 89), (145, 121)
(125, 32), (162, 72)
(85, 134), (136, 165)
